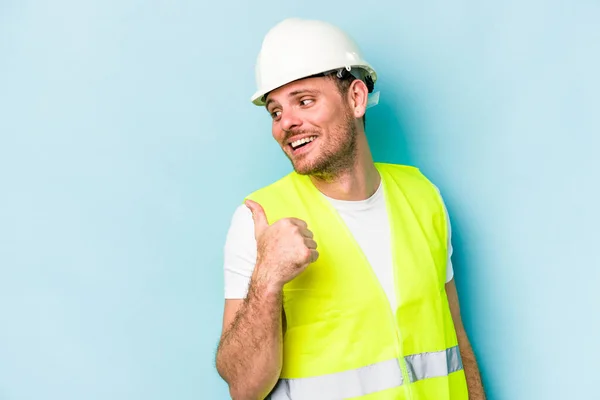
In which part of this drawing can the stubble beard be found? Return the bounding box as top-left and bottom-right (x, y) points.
(288, 111), (358, 181)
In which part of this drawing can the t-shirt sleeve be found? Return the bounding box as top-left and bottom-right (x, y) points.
(223, 204), (257, 299)
(442, 199), (455, 283)
(433, 185), (455, 283)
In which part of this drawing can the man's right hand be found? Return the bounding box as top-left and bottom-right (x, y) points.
(245, 199), (319, 289)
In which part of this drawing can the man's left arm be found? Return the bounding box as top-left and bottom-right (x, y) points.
(446, 279), (486, 399)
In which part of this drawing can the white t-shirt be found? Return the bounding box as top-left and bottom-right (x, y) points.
(223, 181), (454, 311)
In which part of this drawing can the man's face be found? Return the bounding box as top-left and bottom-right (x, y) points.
(265, 76), (357, 178)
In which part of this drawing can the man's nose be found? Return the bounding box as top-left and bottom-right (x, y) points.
(280, 109), (303, 132)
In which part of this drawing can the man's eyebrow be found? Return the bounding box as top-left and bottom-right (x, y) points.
(289, 89), (319, 97)
(265, 89), (320, 110)
(265, 98), (275, 110)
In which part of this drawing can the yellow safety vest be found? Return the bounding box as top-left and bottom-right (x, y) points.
(245, 163), (469, 400)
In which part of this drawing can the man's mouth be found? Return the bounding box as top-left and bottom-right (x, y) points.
(289, 136), (317, 152)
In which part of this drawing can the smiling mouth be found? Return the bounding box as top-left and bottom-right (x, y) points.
(289, 136), (317, 151)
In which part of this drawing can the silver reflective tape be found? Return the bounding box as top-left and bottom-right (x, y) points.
(268, 358), (404, 400)
(405, 345), (463, 383)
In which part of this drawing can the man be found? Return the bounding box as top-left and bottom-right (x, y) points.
(215, 18), (486, 400)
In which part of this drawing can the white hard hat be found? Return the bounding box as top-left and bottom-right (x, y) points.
(251, 18), (378, 106)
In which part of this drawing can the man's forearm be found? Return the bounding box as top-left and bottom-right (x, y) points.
(216, 277), (283, 400)
(459, 336), (486, 399)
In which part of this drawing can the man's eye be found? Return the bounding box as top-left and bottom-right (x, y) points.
(271, 111), (282, 119)
(300, 99), (314, 106)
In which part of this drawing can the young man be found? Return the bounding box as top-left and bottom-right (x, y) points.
(216, 18), (486, 400)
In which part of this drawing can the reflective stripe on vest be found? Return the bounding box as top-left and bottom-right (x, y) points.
(268, 345), (463, 399)
(406, 345), (463, 383)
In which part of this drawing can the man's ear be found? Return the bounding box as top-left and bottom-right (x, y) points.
(349, 79), (369, 119)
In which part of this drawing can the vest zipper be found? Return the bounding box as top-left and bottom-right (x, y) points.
(382, 173), (415, 400)
(310, 172), (414, 399)
(389, 269), (414, 400)
(325, 211), (414, 400)
(354, 242), (414, 399)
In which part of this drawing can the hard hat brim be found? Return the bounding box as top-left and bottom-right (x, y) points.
(250, 64), (377, 107)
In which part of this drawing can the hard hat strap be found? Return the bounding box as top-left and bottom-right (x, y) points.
(318, 67), (375, 93)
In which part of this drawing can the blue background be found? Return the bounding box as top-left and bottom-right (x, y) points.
(1, 1), (599, 399)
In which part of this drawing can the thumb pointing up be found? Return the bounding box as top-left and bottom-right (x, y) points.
(245, 199), (269, 238)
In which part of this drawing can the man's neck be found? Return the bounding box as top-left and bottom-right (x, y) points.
(309, 143), (380, 201)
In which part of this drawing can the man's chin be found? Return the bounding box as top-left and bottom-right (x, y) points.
(291, 159), (328, 176)
(288, 153), (312, 174)
(291, 160), (315, 176)
(292, 164), (312, 175)
(288, 152), (329, 176)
